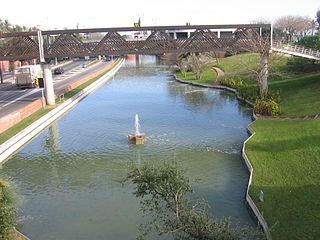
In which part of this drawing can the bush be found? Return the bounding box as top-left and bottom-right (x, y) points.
(219, 77), (246, 89)
(297, 35), (320, 50)
(254, 99), (281, 116)
(238, 86), (260, 102)
(0, 181), (16, 240)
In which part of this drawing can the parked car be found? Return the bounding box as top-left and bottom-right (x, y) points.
(54, 67), (64, 74)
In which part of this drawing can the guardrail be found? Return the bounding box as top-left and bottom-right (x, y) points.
(272, 41), (320, 60)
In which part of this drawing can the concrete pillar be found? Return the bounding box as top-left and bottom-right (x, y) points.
(42, 63), (55, 105)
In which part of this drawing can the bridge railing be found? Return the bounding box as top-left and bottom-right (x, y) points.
(272, 41), (320, 59)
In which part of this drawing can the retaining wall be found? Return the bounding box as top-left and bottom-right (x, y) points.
(0, 98), (44, 134)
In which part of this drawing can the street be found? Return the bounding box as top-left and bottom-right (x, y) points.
(0, 60), (113, 119)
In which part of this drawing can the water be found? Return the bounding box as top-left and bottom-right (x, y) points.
(134, 114), (141, 136)
(0, 56), (254, 240)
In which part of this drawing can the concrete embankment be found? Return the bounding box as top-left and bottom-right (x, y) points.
(0, 58), (125, 165)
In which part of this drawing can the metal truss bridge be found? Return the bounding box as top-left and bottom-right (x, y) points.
(0, 24), (271, 61)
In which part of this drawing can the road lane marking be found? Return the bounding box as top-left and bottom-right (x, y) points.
(0, 88), (40, 109)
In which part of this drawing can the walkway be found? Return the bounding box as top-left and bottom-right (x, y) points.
(271, 41), (320, 61)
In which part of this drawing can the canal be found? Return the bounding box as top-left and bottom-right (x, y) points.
(1, 56), (254, 239)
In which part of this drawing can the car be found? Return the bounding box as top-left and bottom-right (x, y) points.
(54, 67), (64, 74)
(105, 56), (112, 61)
(82, 63), (88, 68)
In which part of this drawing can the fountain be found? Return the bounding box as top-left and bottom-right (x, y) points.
(128, 114), (146, 144)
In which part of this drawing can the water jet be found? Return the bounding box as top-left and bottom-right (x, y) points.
(128, 114), (146, 144)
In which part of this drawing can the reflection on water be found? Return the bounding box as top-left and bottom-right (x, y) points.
(1, 55), (254, 240)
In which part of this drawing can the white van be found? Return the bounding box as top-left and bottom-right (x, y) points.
(15, 65), (43, 88)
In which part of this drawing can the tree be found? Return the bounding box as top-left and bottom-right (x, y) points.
(176, 58), (189, 78)
(316, 10), (320, 31)
(125, 162), (264, 240)
(233, 29), (272, 99)
(187, 53), (210, 80)
(275, 15), (314, 41)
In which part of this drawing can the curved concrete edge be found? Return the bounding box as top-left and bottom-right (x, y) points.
(174, 75), (272, 239)
(13, 227), (31, 240)
(242, 117), (272, 240)
(0, 58), (125, 165)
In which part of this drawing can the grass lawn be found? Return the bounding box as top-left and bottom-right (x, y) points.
(246, 119), (320, 240)
(219, 53), (320, 116)
(0, 107), (53, 144)
(175, 68), (217, 85)
(269, 72), (320, 116)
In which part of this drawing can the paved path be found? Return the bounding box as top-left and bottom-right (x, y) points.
(211, 66), (225, 82)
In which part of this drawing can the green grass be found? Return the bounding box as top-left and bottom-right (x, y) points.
(269, 72), (320, 116)
(0, 107), (53, 145)
(246, 119), (320, 240)
(218, 53), (291, 83)
(176, 68), (217, 85)
(212, 53), (320, 116)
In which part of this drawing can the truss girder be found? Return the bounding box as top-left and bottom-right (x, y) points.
(0, 26), (270, 61)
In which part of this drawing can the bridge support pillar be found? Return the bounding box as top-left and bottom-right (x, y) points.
(42, 63), (55, 106)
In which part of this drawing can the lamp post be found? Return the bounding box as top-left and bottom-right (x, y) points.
(0, 64), (3, 84)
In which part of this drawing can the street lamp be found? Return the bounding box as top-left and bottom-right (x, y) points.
(0, 63), (3, 84)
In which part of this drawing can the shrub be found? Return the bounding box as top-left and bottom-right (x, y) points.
(297, 35), (320, 50)
(238, 86), (260, 102)
(254, 99), (281, 116)
(0, 181), (16, 240)
(219, 77), (246, 89)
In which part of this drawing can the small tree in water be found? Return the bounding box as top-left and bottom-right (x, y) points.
(125, 162), (265, 240)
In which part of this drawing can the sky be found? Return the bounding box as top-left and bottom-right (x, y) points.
(1, 0), (319, 30)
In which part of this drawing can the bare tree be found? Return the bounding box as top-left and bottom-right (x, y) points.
(186, 53), (210, 80)
(176, 58), (189, 78)
(316, 10), (320, 31)
(275, 15), (314, 41)
(232, 29), (272, 99)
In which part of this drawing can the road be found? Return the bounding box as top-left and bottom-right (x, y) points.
(0, 60), (113, 119)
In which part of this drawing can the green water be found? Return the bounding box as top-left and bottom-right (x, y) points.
(1, 56), (254, 239)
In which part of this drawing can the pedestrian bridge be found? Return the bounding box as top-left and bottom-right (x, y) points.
(271, 41), (320, 61)
(0, 24), (270, 61)
(1, 24), (318, 62)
